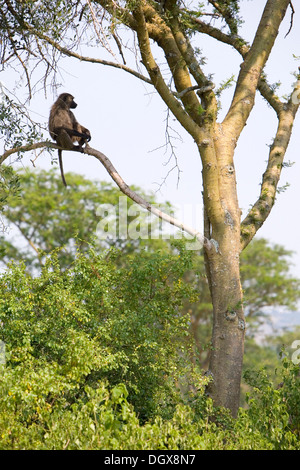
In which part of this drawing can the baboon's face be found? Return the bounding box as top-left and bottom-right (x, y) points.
(69, 97), (77, 109)
(58, 93), (77, 109)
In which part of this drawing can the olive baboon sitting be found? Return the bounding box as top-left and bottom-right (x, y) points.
(48, 93), (91, 186)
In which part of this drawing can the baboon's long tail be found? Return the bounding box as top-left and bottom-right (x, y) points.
(58, 150), (67, 187)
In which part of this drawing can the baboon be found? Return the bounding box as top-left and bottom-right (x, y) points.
(48, 93), (91, 186)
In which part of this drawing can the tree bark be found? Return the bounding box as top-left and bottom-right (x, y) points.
(205, 235), (245, 416)
(200, 123), (245, 417)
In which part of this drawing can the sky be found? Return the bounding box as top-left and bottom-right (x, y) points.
(1, 0), (300, 292)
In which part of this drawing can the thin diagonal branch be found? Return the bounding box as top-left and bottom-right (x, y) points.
(86, 145), (212, 249)
(240, 90), (300, 249)
(222, 0), (291, 138)
(284, 1), (295, 38)
(132, 3), (201, 141)
(1, 141), (213, 250)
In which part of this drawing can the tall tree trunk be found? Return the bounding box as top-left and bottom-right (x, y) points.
(205, 237), (245, 417)
(202, 128), (245, 417)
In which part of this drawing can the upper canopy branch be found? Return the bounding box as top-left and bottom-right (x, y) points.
(1, 0), (152, 87)
(207, 0), (240, 35)
(222, 0), (291, 138)
(240, 83), (300, 249)
(165, 3), (218, 129)
(134, 1), (206, 125)
(132, 2), (202, 141)
(181, 8), (284, 117)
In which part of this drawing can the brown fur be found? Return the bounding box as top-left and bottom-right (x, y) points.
(48, 93), (91, 186)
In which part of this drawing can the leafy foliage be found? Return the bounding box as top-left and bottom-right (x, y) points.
(0, 250), (299, 449)
(0, 165), (21, 215)
(0, 91), (43, 150)
(0, 243), (202, 422)
(242, 358), (300, 448)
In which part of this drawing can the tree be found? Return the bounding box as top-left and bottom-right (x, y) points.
(0, 0), (299, 416)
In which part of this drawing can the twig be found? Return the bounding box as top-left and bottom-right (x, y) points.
(86, 0), (117, 59)
(6, 29), (32, 99)
(112, 32), (126, 65)
(30, 147), (45, 167)
(174, 83), (216, 100)
(284, 1), (295, 38)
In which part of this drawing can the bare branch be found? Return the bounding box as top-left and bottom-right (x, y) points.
(112, 32), (126, 65)
(0, 141), (57, 164)
(1, 140), (212, 250)
(24, 30), (152, 86)
(240, 86), (300, 249)
(86, 0), (117, 58)
(222, 0), (291, 138)
(85, 144), (212, 250)
(132, 3), (201, 141)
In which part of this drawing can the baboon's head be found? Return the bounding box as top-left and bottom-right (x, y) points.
(57, 93), (77, 110)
